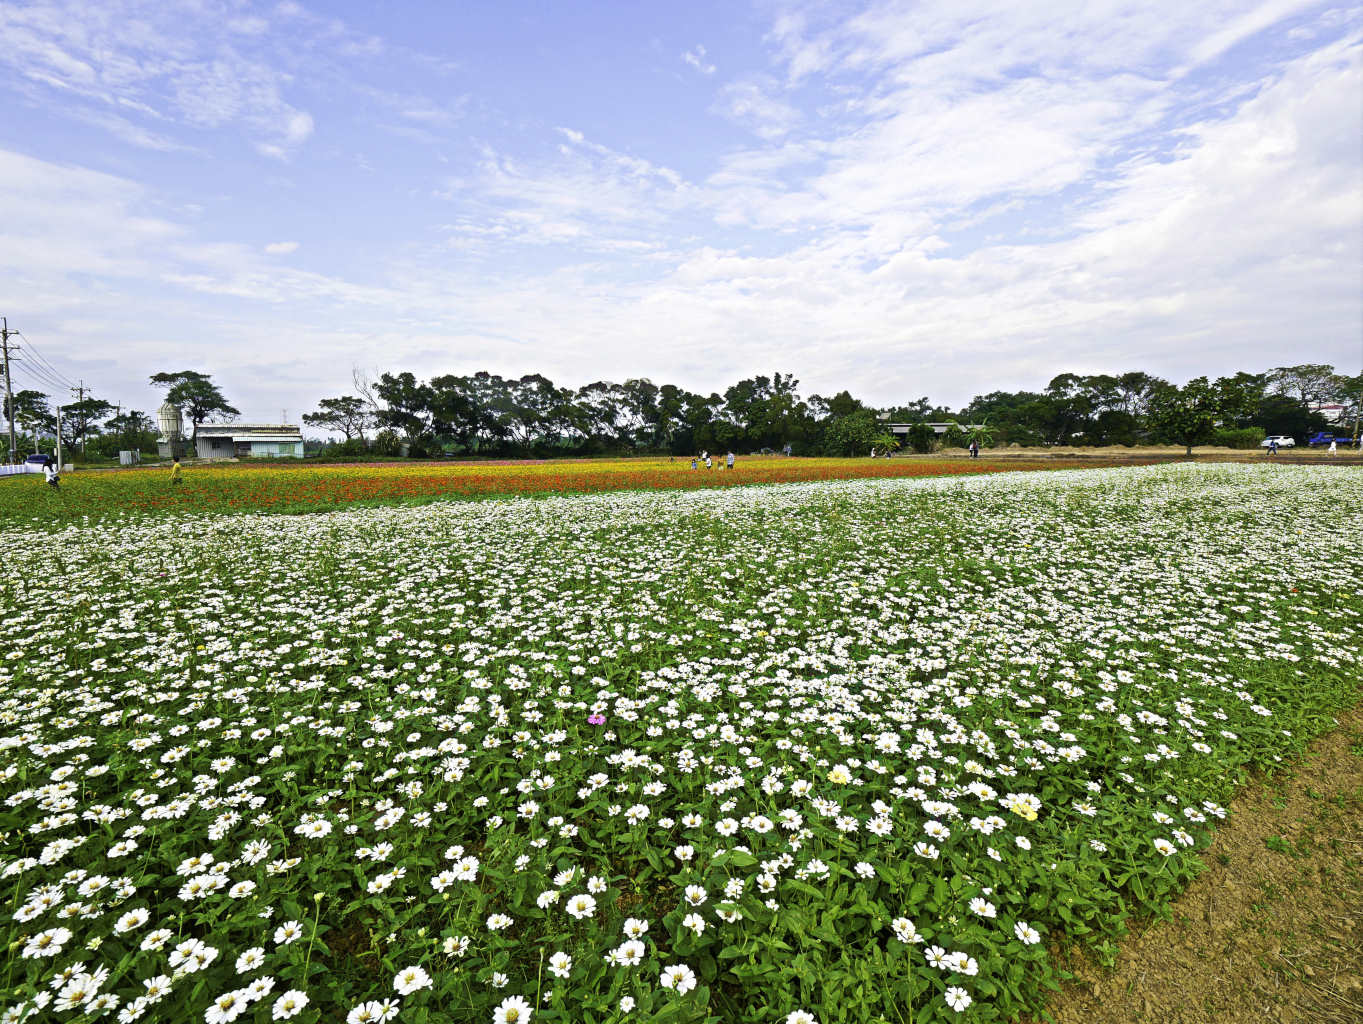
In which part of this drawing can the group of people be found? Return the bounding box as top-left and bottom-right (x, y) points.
(691, 450), (736, 470)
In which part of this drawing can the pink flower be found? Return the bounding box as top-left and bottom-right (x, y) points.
(587, 714), (606, 726)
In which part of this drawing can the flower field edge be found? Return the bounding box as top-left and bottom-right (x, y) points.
(0, 455), (1139, 527)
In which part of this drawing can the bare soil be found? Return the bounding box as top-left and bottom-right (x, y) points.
(1036, 704), (1363, 1024)
(909, 444), (1363, 464)
(899, 444), (1357, 469)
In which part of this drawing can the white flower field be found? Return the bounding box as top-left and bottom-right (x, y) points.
(1, 462), (1360, 1024)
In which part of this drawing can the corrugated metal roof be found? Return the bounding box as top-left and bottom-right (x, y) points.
(197, 424), (301, 437)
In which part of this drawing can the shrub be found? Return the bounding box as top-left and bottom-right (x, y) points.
(1212, 426), (1265, 449)
(904, 423), (935, 454)
(372, 429), (404, 457)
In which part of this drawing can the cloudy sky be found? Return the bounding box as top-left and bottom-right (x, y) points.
(1, 0), (1359, 422)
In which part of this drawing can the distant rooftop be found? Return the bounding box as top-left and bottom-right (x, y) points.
(197, 423), (300, 435)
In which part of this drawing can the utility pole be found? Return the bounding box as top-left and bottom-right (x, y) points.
(1, 317), (17, 464)
(70, 380), (88, 456)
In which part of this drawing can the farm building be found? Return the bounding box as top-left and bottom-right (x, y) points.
(883, 421), (985, 440)
(194, 423), (304, 459)
(1309, 403), (1348, 424)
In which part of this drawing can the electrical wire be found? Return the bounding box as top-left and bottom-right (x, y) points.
(13, 331), (79, 391)
(10, 361), (73, 397)
(11, 353), (72, 392)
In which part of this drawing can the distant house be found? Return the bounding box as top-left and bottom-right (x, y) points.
(883, 421), (985, 440)
(195, 423), (304, 459)
(1309, 403), (1348, 425)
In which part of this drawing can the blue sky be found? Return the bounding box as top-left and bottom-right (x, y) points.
(0, 0), (1359, 423)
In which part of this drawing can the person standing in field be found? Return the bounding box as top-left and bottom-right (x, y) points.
(1267, 438), (1278, 457)
(1328, 440), (1337, 456)
(969, 439), (980, 459)
(726, 451), (735, 470)
(704, 455), (713, 469)
(170, 457), (183, 486)
(690, 457), (698, 469)
(43, 463), (59, 490)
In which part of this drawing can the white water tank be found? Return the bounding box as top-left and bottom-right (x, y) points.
(157, 400), (184, 442)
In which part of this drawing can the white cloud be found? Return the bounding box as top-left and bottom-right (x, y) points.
(264, 241), (299, 254)
(1186, 0), (1323, 67)
(436, 131), (692, 251)
(682, 45), (716, 75)
(715, 78), (801, 139)
(284, 111), (315, 143)
(0, 0), (342, 156)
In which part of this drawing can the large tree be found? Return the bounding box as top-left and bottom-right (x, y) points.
(64, 397), (114, 453)
(372, 372), (434, 445)
(1147, 376), (1256, 456)
(1267, 364), (1339, 408)
(303, 396), (373, 443)
(150, 371), (239, 445)
(4, 389), (53, 451)
(428, 375), (494, 453)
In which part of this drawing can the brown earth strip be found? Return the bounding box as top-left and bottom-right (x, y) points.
(1037, 703), (1363, 1024)
(907, 445), (1363, 465)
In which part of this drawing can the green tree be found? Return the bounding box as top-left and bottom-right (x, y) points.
(963, 419), (995, 447)
(150, 371), (240, 446)
(303, 396), (373, 443)
(904, 422), (935, 453)
(825, 390), (863, 418)
(63, 397), (114, 453)
(821, 409), (882, 456)
(373, 372), (434, 446)
(1334, 372), (1363, 441)
(1147, 377), (1255, 456)
(1267, 364), (1338, 407)
(100, 410), (157, 454)
(1253, 394), (1328, 442)
(4, 389), (53, 450)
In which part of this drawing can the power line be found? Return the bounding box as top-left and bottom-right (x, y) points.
(10, 359), (73, 395)
(14, 331), (76, 387)
(13, 331), (77, 390)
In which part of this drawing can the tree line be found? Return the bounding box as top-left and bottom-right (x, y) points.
(305, 363), (1359, 457)
(3, 362), (1358, 461)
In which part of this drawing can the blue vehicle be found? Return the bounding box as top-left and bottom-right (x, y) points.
(24, 453), (54, 467)
(1307, 431), (1356, 447)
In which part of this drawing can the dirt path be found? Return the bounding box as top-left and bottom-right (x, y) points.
(1037, 704), (1363, 1024)
(902, 445), (1363, 465)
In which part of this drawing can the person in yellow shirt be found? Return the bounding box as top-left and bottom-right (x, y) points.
(170, 457), (183, 486)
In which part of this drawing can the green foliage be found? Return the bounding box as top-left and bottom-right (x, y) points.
(150, 371), (240, 440)
(905, 423), (935, 454)
(1147, 376), (1256, 455)
(310, 362), (1353, 459)
(963, 421), (995, 448)
(1254, 395), (1329, 441)
(371, 428), (403, 457)
(1211, 427), (1266, 449)
(3, 388), (53, 439)
(304, 396), (373, 443)
(819, 409), (882, 456)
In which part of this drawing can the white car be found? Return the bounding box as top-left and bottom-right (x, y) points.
(1260, 435), (1295, 448)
